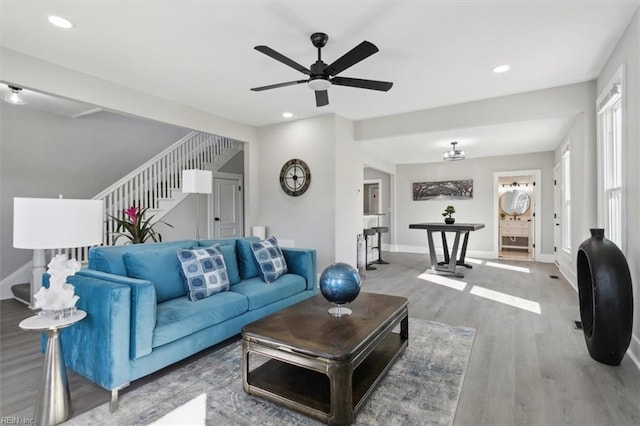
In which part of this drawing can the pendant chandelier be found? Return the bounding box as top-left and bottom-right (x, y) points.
(443, 141), (465, 161)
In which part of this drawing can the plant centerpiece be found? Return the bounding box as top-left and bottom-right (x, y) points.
(108, 206), (173, 244)
(442, 205), (456, 224)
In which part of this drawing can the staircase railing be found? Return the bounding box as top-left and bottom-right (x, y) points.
(54, 131), (241, 263)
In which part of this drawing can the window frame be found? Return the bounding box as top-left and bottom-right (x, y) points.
(561, 149), (571, 253)
(596, 66), (626, 251)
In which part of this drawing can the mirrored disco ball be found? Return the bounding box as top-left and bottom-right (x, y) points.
(319, 262), (361, 316)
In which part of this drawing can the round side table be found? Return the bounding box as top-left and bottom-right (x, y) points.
(19, 310), (86, 426)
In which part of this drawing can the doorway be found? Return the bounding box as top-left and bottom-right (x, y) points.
(493, 170), (541, 261)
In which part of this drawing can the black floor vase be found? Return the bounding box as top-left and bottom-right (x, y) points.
(577, 228), (633, 366)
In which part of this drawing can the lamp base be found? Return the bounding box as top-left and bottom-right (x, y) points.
(38, 307), (78, 320)
(328, 306), (352, 317)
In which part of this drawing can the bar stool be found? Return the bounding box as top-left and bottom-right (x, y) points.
(371, 226), (389, 264)
(363, 228), (377, 270)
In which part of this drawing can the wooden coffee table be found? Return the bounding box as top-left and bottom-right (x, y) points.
(242, 292), (409, 425)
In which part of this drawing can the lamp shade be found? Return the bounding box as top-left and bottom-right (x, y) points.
(182, 169), (213, 194)
(13, 198), (104, 249)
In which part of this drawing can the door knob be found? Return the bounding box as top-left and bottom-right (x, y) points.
(214, 217), (220, 222)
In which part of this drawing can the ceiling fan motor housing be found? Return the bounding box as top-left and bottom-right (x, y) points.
(310, 32), (329, 48)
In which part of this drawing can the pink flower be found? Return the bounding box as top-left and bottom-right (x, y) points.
(124, 206), (139, 226)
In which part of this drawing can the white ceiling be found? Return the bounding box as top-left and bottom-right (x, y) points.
(1, 1), (638, 163)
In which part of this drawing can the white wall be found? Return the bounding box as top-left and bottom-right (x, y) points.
(254, 114), (368, 270)
(256, 115), (337, 270)
(0, 105), (189, 281)
(596, 8), (640, 367)
(554, 113), (591, 286)
(395, 152), (555, 257)
(334, 115), (362, 266)
(160, 195), (208, 242)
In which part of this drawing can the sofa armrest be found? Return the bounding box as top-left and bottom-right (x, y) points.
(48, 274), (133, 391)
(282, 248), (317, 291)
(75, 270), (156, 359)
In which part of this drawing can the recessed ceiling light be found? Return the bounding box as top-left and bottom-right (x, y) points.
(493, 65), (510, 73)
(282, 112), (293, 118)
(47, 15), (74, 29)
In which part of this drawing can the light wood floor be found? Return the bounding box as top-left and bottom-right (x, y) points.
(1, 252), (639, 425)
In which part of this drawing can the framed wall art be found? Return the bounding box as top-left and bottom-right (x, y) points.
(412, 179), (473, 201)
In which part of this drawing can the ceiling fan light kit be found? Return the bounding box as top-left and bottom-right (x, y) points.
(251, 32), (393, 107)
(443, 141), (465, 161)
(308, 78), (331, 91)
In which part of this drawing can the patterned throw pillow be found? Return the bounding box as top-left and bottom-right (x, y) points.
(177, 245), (229, 301)
(250, 236), (288, 283)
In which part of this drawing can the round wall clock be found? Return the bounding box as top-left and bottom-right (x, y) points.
(279, 158), (311, 196)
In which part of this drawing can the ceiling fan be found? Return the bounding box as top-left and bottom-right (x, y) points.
(251, 32), (393, 107)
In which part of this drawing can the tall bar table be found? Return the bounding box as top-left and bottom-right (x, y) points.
(20, 310), (86, 426)
(409, 222), (485, 277)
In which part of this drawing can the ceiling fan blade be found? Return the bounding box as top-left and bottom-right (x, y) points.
(251, 80), (308, 91)
(255, 46), (312, 75)
(325, 41), (379, 76)
(331, 76), (393, 91)
(315, 90), (329, 107)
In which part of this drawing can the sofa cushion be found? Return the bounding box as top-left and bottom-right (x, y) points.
(123, 249), (186, 303)
(250, 236), (288, 283)
(198, 241), (240, 285)
(230, 274), (306, 310)
(177, 246), (230, 301)
(89, 240), (195, 276)
(236, 237), (261, 279)
(152, 291), (249, 348)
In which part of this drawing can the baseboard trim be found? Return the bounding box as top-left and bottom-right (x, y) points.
(536, 254), (556, 263)
(557, 264), (578, 291)
(0, 261), (32, 300)
(627, 334), (640, 372)
(389, 244), (495, 259)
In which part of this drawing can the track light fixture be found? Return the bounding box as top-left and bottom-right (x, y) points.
(3, 86), (28, 105)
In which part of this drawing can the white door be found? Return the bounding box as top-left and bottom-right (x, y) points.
(553, 163), (561, 265)
(212, 174), (243, 239)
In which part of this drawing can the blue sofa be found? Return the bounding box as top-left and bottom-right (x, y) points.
(51, 237), (317, 410)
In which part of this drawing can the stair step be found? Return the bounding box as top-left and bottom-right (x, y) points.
(11, 283), (30, 306)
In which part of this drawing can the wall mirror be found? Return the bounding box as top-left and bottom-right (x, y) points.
(500, 189), (530, 215)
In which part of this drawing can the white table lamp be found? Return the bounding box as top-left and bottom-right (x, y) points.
(182, 169), (213, 240)
(13, 197), (104, 307)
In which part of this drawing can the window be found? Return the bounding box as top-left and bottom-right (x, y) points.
(561, 150), (571, 252)
(597, 75), (624, 249)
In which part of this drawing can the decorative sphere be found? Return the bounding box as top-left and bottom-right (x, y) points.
(319, 262), (361, 305)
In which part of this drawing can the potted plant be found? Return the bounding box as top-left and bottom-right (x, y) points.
(442, 205), (456, 224)
(108, 206), (173, 244)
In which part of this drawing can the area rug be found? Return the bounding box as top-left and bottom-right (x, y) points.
(64, 318), (475, 426)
